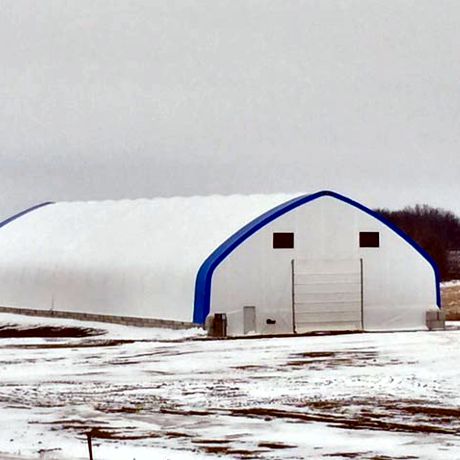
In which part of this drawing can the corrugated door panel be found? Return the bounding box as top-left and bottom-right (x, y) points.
(295, 274), (361, 285)
(294, 284), (360, 295)
(295, 292), (361, 303)
(295, 310), (362, 322)
(294, 301), (361, 313)
(295, 259), (359, 274)
(296, 321), (362, 332)
(293, 259), (362, 333)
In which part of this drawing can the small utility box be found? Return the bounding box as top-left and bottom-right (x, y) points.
(210, 313), (227, 338)
(426, 309), (446, 330)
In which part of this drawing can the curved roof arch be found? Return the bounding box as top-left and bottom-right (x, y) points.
(193, 190), (441, 324)
(0, 202), (54, 229)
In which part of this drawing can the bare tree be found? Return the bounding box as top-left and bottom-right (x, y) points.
(375, 205), (460, 280)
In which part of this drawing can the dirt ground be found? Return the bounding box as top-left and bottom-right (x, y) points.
(441, 284), (460, 320)
(2, 313), (460, 459)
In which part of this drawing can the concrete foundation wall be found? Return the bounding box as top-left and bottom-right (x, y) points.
(0, 305), (198, 329)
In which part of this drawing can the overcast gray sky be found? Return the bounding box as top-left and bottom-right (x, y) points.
(0, 0), (459, 220)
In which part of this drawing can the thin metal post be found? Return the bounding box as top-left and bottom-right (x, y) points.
(87, 432), (94, 460)
(291, 259), (296, 334)
(360, 258), (364, 330)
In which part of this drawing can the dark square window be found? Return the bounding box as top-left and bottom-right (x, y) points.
(360, 231), (379, 248)
(273, 232), (294, 249)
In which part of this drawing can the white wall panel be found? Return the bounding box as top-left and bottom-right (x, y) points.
(211, 196), (437, 335)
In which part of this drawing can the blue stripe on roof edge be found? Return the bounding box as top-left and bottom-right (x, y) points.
(0, 202), (54, 230)
(193, 190), (441, 324)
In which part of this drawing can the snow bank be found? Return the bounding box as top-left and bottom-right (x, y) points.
(442, 280), (460, 288)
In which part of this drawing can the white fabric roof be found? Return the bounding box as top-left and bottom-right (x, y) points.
(0, 194), (298, 321)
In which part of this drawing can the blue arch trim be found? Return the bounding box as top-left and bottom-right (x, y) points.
(193, 190), (441, 324)
(0, 202), (54, 230)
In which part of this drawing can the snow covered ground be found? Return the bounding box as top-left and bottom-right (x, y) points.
(1, 313), (460, 459)
(441, 280), (460, 288)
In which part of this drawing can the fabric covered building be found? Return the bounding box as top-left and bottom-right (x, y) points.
(0, 191), (440, 335)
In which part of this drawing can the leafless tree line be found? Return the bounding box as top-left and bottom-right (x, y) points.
(375, 205), (460, 280)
